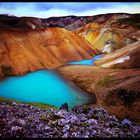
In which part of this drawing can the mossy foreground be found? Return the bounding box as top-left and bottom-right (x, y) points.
(0, 97), (57, 110)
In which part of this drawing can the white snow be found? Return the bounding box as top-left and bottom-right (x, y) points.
(115, 56), (130, 64)
(102, 44), (114, 53)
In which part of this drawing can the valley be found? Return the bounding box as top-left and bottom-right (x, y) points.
(0, 11), (140, 138)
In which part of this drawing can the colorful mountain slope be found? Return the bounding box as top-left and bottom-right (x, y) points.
(0, 27), (100, 77)
(75, 14), (140, 52)
(94, 41), (140, 69)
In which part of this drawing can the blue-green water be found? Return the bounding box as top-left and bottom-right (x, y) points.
(0, 70), (94, 110)
(68, 54), (104, 65)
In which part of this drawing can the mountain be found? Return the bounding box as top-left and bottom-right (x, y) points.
(0, 12), (140, 122)
(0, 15), (45, 29)
(75, 22), (136, 51)
(0, 13), (132, 30)
(0, 27), (100, 78)
(55, 13), (140, 121)
(75, 14), (140, 52)
(94, 40), (140, 69)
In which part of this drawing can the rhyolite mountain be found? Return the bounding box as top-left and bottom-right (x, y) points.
(0, 27), (100, 78)
(75, 13), (140, 52)
(1, 13), (140, 54)
(94, 40), (140, 69)
(0, 13), (136, 30)
(0, 13), (140, 122)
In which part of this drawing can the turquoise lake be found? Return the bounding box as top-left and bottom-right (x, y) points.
(68, 54), (104, 65)
(0, 70), (95, 110)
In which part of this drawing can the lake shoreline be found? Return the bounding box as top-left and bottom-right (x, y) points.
(57, 65), (140, 122)
(0, 70), (96, 110)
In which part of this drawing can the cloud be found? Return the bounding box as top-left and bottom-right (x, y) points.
(0, 2), (139, 18)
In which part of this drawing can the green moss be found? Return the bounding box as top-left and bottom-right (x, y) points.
(0, 96), (58, 110)
(96, 75), (115, 87)
(27, 102), (58, 110)
(0, 97), (17, 102)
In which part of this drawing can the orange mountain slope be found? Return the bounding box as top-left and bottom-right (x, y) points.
(0, 27), (100, 77)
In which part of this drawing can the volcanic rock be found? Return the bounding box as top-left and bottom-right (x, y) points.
(0, 27), (100, 78)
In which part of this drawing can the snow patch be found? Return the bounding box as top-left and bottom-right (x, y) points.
(102, 44), (114, 53)
(115, 56), (130, 64)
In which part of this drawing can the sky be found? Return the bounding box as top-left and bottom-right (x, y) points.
(0, 2), (140, 18)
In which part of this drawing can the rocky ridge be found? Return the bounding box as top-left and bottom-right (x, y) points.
(0, 13), (131, 30)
